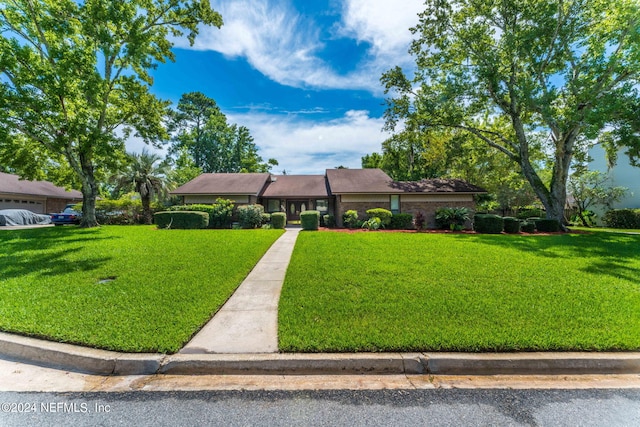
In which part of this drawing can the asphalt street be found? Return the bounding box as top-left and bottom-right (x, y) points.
(1, 389), (639, 427)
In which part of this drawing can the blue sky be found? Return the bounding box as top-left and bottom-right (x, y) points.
(131, 0), (425, 174)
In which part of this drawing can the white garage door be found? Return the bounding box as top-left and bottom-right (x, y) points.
(0, 199), (45, 214)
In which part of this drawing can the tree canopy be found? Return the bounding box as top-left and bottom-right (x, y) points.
(382, 0), (640, 226)
(0, 0), (222, 226)
(170, 92), (278, 173)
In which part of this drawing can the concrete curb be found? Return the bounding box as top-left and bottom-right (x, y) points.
(3, 332), (640, 376)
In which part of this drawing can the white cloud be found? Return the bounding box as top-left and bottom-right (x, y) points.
(228, 110), (390, 174)
(125, 110), (390, 175)
(338, 0), (423, 58)
(174, 0), (423, 92)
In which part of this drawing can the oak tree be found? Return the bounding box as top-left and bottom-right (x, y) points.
(0, 0), (222, 226)
(382, 0), (640, 227)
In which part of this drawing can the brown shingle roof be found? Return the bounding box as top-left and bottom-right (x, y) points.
(0, 172), (82, 199)
(170, 173), (270, 196)
(325, 168), (403, 193)
(261, 175), (329, 198)
(390, 179), (486, 193)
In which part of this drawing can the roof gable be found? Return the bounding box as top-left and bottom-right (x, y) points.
(170, 173), (271, 196)
(261, 175), (329, 198)
(325, 168), (402, 194)
(0, 172), (82, 199)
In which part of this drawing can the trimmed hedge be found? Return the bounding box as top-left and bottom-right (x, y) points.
(301, 210), (320, 230)
(521, 221), (536, 233)
(535, 218), (561, 232)
(603, 209), (640, 229)
(271, 212), (286, 229)
(154, 211), (208, 229)
(503, 217), (521, 234)
(169, 199), (234, 228)
(366, 208), (392, 227)
(389, 213), (413, 230)
(474, 214), (504, 234)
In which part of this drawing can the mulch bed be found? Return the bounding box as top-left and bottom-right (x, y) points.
(318, 227), (587, 236)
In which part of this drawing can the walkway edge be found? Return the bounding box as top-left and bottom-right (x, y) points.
(3, 332), (640, 376)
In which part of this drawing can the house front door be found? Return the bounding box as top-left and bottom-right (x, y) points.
(287, 200), (307, 221)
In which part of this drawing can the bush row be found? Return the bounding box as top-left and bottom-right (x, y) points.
(603, 209), (640, 229)
(340, 209), (413, 230)
(473, 214), (561, 234)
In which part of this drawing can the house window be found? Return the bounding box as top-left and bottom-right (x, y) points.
(390, 195), (400, 214)
(315, 199), (329, 213)
(267, 199), (280, 213)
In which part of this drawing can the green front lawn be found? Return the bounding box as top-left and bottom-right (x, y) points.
(279, 231), (640, 352)
(0, 226), (282, 353)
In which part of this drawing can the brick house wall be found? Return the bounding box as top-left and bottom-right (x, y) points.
(334, 193), (476, 228)
(401, 199), (476, 228)
(335, 194), (392, 227)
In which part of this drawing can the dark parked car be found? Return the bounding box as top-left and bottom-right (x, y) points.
(51, 205), (82, 226)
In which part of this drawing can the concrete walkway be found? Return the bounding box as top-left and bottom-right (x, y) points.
(180, 227), (301, 354)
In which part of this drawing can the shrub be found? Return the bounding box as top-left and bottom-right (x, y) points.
(261, 213), (271, 225)
(169, 199), (235, 228)
(414, 211), (426, 230)
(389, 213), (413, 230)
(516, 208), (545, 220)
(81, 197), (155, 225)
(323, 214), (336, 228)
(209, 198), (235, 228)
(271, 212), (286, 229)
(301, 210), (320, 230)
(474, 214), (504, 234)
(361, 217), (382, 230)
(603, 209), (640, 229)
(366, 208), (392, 227)
(154, 211), (208, 229)
(535, 219), (561, 232)
(521, 221), (536, 233)
(503, 217), (521, 234)
(343, 210), (359, 228)
(435, 207), (470, 230)
(237, 204), (264, 229)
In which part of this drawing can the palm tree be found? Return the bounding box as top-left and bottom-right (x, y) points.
(113, 149), (171, 224)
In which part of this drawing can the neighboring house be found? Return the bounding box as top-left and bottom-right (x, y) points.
(588, 144), (640, 222)
(0, 172), (83, 214)
(171, 168), (486, 227)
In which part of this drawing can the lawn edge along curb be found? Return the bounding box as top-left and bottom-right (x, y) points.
(2, 332), (640, 376)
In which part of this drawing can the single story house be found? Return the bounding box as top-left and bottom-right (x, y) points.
(0, 172), (83, 214)
(171, 168), (486, 227)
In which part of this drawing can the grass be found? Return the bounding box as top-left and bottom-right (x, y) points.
(570, 225), (640, 234)
(278, 231), (640, 352)
(0, 226), (283, 353)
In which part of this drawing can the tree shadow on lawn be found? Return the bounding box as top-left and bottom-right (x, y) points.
(450, 232), (640, 284)
(0, 227), (117, 280)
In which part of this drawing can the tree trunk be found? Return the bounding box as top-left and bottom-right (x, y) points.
(141, 196), (152, 225)
(79, 152), (100, 228)
(511, 116), (573, 231)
